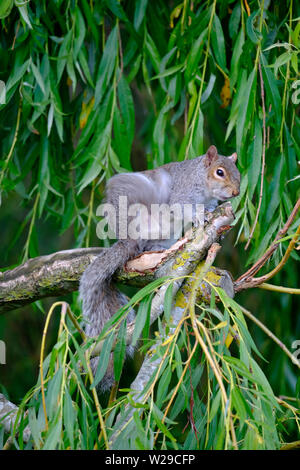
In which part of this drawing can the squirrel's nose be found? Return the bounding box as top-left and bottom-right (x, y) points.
(232, 189), (240, 197)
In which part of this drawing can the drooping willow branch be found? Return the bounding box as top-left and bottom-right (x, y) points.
(109, 243), (224, 448)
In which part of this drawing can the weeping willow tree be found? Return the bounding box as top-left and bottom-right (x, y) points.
(0, 0), (299, 450)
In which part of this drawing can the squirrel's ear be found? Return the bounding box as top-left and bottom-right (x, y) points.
(228, 152), (238, 163)
(205, 145), (218, 166)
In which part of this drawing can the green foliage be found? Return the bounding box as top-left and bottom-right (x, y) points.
(0, 0), (299, 253)
(0, 0), (299, 450)
(3, 287), (291, 450)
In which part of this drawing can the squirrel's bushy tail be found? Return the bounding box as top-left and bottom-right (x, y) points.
(79, 239), (140, 390)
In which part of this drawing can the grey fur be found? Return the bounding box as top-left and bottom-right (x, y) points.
(79, 146), (240, 390)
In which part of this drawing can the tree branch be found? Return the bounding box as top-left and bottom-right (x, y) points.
(234, 197), (300, 292)
(0, 248), (103, 314)
(0, 203), (235, 315)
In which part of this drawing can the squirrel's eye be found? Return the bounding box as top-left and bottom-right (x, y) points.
(216, 168), (224, 177)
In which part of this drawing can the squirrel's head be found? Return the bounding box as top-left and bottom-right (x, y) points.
(203, 145), (241, 201)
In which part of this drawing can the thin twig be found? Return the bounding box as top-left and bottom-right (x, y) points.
(235, 222), (300, 292)
(240, 305), (300, 368)
(244, 0), (251, 16)
(117, 22), (124, 76)
(39, 302), (66, 431)
(254, 223), (300, 284)
(85, 180), (95, 248)
(235, 197), (300, 288)
(84, 350), (109, 449)
(259, 282), (300, 295)
(11, 21), (20, 51)
(22, 192), (40, 262)
(0, 98), (22, 189)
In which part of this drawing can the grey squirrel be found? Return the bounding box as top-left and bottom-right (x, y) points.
(79, 145), (240, 390)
